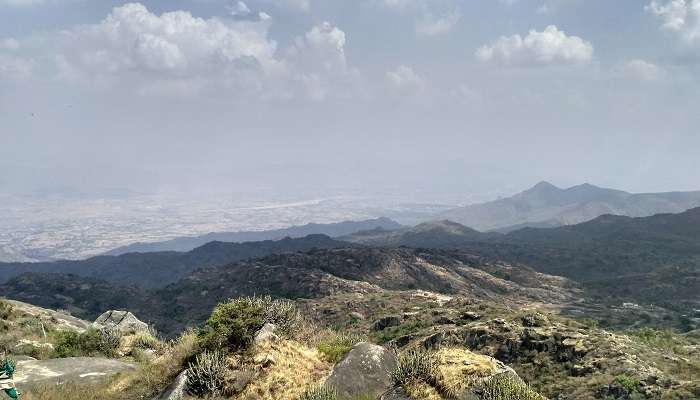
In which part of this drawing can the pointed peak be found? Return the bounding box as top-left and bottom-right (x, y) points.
(526, 181), (561, 193)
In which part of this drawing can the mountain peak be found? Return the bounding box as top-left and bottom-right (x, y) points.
(524, 181), (562, 195)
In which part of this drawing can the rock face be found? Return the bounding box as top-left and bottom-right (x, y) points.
(14, 357), (136, 389)
(325, 342), (397, 398)
(93, 310), (149, 334)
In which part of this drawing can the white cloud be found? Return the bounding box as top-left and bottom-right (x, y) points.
(288, 22), (362, 100)
(386, 65), (427, 93)
(646, 0), (700, 42)
(229, 1), (251, 17)
(46, 3), (285, 94)
(476, 25), (594, 67)
(616, 59), (666, 81)
(415, 10), (460, 36)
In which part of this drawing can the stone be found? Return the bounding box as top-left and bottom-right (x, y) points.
(254, 323), (279, 344)
(154, 371), (192, 400)
(93, 310), (149, 334)
(435, 316), (456, 325)
(325, 342), (398, 398)
(373, 315), (402, 331)
(228, 369), (257, 394)
(14, 357), (136, 389)
(461, 311), (481, 321)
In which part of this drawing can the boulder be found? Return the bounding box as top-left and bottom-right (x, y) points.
(380, 387), (413, 400)
(325, 342), (397, 398)
(93, 310), (149, 334)
(154, 371), (193, 400)
(254, 323), (279, 344)
(461, 311), (481, 321)
(14, 357), (136, 389)
(521, 313), (549, 327)
(373, 315), (402, 331)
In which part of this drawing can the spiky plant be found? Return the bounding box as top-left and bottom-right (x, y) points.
(391, 348), (439, 387)
(480, 374), (546, 400)
(300, 385), (338, 400)
(186, 350), (227, 396)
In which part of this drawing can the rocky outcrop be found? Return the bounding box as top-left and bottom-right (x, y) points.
(93, 310), (149, 334)
(325, 342), (397, 398)
(14, 357), (136, 389)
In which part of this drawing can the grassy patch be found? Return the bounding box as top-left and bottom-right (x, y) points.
(317, 333), (364, 363)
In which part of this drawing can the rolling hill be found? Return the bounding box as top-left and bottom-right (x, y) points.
(0, 234), (349, 289)
(104, 217), (401, 255)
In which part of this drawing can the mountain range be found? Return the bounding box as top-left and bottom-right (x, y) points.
(437, 181), (700, 232)
(104, 217), (401, 255)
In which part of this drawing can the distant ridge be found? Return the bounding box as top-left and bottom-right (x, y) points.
(437, 181), (700, 232)
(104, 217), (401, 255)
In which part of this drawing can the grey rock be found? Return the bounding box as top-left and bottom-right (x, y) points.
(154, 371), (192, 400)
(93, 310), (149, 334)
(228, 369), (256, 394)
(349, 312), (365, 321)
(521, 313), (549, 327)
(373, 316), (401, 331)
(254, 323), (279, 344)
(461, 311), (481, 321)
(325, 342), (397, 398)
(15, 357), (136, 389)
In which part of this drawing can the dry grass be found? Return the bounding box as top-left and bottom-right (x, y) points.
(401, 347), (510, 400)
(236, 339), (332, 400)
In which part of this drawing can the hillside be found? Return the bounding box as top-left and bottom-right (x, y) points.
(0, 234), (348, 289)
(105, 217), (401, 255)
(0, 246), (577, 336)
(437, 181), (700, 232)
(344, 208), (700, 319)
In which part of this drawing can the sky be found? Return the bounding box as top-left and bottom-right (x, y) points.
(1, 0), (700, 201)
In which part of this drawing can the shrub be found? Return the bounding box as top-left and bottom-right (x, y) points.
(198, 296), (303, 352)
(615, 375), (641, 394)
(480, 374), (545, 400)
(300, 385), (337, 400)
(53, 328), (121, 358)
(317, 333), (364, 363)
(185, 350), (227, 397)
(392, 348), (438, 387)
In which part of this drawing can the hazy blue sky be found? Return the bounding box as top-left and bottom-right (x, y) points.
(1, 0), (699, 199)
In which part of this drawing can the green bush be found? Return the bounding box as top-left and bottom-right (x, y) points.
(197, 296), (303, 352)
(614, 375), (641, 394)
(53, 328), (121, 358)
(391, 348), (438, 387)
(480, 374), (545, 400)
(185, 350), (227, 397)
(317, 333), (364, 363)
(300, 385), (337, 400)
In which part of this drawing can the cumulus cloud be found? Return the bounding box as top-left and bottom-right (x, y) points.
(476, 25), (594, 67)
(646, 0), (700, 42)
(616, 59), (667, 81)
(54, 3), (280, 81)
(287, 22), (361, 100)
(1, 38), (20, 50)
(229, 1), (251, 17)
